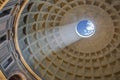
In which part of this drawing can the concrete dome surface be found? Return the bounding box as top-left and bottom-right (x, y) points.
(0, 0), (120, 80)
(17, 0), (120, 80)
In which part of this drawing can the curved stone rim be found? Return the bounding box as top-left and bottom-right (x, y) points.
(13, 0), (42, 80)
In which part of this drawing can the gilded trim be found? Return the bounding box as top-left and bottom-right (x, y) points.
(13, 0), (42, 80)
(0, 0), (9, 10)
(0, 70), (7, 80)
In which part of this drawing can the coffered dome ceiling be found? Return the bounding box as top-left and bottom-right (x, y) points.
(17, 0), (120, 80)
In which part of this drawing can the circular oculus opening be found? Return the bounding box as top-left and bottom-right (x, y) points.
(76, 20), (95, 38)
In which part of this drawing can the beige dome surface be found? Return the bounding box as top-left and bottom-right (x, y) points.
(61, 5), (114, 53)
(17, 0), (120, 80)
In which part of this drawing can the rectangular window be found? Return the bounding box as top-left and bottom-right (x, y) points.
(2, 56), (13, 70)
(0, 8), (11, 18)
(0, 34), (6, 44)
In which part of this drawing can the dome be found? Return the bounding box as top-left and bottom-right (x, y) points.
(13, 0), (120, 80)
